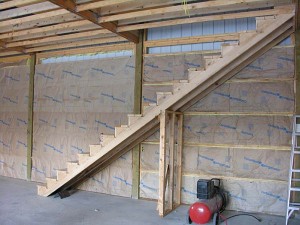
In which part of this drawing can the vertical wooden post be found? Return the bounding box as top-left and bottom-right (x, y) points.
(168, 112), (175, 210)
(132, 30), (144, 199)
(27, 54), (36, 180)
(158, 110), (167, 216)
(175, 113), (183, 207)
(294, 0), (300, 203)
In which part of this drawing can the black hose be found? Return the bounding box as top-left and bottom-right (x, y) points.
(223, 213), (262, 222)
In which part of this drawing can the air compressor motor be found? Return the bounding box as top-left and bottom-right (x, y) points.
(187, 178), (227, 225)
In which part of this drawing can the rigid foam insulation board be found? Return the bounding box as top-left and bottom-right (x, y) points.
(0, 65), (30, 180)
(141, 46), (294, 215)
(32, 56), (135, 197)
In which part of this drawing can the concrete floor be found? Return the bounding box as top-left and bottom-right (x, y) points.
(0, 176), (299, 225)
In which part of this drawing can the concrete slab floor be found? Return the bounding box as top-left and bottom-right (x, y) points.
(0, 176), (299, 225)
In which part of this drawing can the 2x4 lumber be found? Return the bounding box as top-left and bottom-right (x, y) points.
(168, 112), (175, 211)
(158, 111), (167, 217)
(47, 0), (139, 43)
(76, 0), (136, 12)
(36, 42), (134, 59)
(0, 13), (82, 33)
(99, 0), (194, 15)
(0, 20), (91, 40)
(0, 2), (58, 20)
(0, 0), (41, 10)
(27, 53), (36, 180)
(0, 54), (30, 63)
(294, 0), (300, 203)
(26, 36), (126, 53)
(0, 40), (25, 53)
(175, 114), (183, 206)
(99, 0), (278, 23)
(0, 9), (69, 28)
(118, 6), (293, 32)
(6, 30), (111, 47)
(144, 33), (239, 48)
(132, 31), (143, 199)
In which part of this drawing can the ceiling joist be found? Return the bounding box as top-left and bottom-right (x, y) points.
(47, 0), (139, 43)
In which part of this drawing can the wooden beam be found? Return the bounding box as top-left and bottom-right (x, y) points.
(0, 40), (25, 53)
(6, 30), (111, 47)
(47, 0), (139, 43)
(118, 6), (293, 32)
(132, 31), (143, 199)
(0, 20), (91, 40)
(25, 36), (126, 53)
(0, 55), (30, 63)
(36, 42), (134, 59)
(76, 0), (136, 12)
(0, 9), (68, 28)
(168, 112), (175, 211)
(0, 13), (82, 34)
(27, 53), (36, 180)
(0, 0), (41, 10)
(99, 0), (279, 23)
(158, 110), (167, 217)
(144, 33), (239, 48)
(0, 2), (58, 20)
(175, 114), (183, 207)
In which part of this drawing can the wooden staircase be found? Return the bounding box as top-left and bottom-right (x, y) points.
(37, 6), (295, 197)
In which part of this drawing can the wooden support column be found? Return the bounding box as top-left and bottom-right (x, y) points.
(158, 110), (167, 216)
(174, 113), (183, 207)
(158, 111), (183, 217)
(294, 0), (300, 203)
(27, 54), (36, 180)
(132, 31), (143, 199)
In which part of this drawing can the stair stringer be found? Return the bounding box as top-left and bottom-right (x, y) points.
(37, 8), (295, 197)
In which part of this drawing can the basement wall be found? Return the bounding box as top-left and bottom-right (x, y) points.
(140, 46), (294, 215)
(32, 56), (135, 197)
(0, 64), (29, 179)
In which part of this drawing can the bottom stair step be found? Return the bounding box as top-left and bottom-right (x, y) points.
(46, 177), (57, 188)
(37, 185), (48, 196)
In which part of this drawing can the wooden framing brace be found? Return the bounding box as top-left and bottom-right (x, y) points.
(27, 54), (36, 180)
(158, 111), (183, 217)
(132, 31), (144, 199)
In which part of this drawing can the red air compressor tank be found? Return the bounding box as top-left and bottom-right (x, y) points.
(189, 193), (224, 224)
(187, 179), (226, 225)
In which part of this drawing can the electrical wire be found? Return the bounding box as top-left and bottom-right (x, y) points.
(219, 214), (228, 225)
(222, 213), (262, 222)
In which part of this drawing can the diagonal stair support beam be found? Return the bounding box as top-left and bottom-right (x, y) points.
(37, 6), (295, 197)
